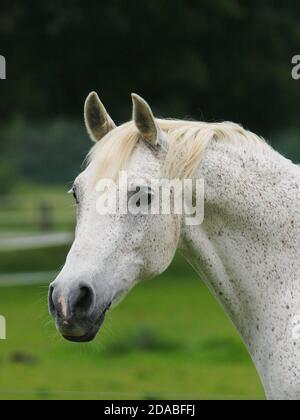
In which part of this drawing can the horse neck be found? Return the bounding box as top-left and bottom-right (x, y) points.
(179, 137), (300, 346)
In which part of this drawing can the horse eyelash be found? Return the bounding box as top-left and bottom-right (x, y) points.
(68, 186), (79, 205)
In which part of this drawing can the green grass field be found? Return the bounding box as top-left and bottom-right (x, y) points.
(0, 259), (265, 400)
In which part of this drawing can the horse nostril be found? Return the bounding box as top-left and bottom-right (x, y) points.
(73, 286), (95, 314)
(48, 283), (96, 319)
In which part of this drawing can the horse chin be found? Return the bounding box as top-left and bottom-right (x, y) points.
(61, 310), (107, 343)
(63, 330), (98, 343)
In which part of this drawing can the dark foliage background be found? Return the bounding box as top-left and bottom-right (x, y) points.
(0, 0), (300, 187)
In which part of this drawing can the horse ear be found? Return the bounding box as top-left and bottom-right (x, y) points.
(131, 94), (161, 147)
(84, 92), (116, 143)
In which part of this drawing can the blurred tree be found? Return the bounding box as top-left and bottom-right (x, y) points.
(14, 118), (89, 184)
(0, 162), (17, 195)
(0, 0), (299, 181)
(0, 124), (18, 194)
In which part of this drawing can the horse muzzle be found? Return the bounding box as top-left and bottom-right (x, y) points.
(48, 281), (111, 343)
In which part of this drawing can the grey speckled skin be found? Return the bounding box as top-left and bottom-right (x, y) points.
(50, 93), (300, 400)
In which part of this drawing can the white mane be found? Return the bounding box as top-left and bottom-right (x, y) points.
(88, 119), (268, 180)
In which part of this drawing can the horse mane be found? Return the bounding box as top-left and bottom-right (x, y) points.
(88, 119), (267, 181)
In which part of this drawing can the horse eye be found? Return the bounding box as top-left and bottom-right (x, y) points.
(73, 191), (78, 204)
(136, 193), (153, 208)
(70, 187), (79, 205)
(129, 187), (153, 208)
(141, 190), (153, 208)
(146, 193), (153, 206)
